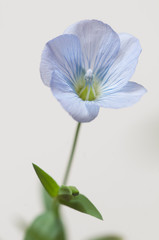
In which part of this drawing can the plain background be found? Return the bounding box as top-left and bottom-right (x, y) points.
(0, 0), (159, 239)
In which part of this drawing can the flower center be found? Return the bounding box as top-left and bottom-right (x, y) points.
(75, 69), (101, 101)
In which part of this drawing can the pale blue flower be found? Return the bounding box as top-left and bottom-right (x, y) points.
(40, 20), (146, 122)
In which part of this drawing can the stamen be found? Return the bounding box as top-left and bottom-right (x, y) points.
(91, 85), (96, 98)
(84, 69), (93, 83)
(86, 86), (91, 100)
(79, 86), (86, 97)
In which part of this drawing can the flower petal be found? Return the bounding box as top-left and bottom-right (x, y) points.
(40, 34), (83, 87)
(101, 33), (142, 93)
(51, 71), (99, 122)
(64, 20), (120, 78)
(96, 81), (147, 109)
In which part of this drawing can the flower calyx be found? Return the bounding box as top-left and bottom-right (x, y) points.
(57, 185), (79, 202)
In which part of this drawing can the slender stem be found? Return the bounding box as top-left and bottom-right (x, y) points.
(62, 122), (81, 185)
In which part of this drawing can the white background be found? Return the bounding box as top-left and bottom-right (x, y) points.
(1, 0), (159, 240)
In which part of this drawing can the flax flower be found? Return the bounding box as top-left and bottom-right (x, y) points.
(40, 20), (146, 122)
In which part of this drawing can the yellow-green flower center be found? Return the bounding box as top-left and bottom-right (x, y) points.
(75, 69), (101, 101)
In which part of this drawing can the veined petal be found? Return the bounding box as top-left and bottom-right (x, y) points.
(101, 33), (142, 93)
(96, 81), (147, 108)
(51, 71), (99, 122)
(64, 20), (120, 78)
(40, 34), (83, 87)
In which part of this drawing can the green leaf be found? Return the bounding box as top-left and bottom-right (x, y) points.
(33, 163), (59, 198)
(24, 212), (66, 240)
(88, 236), (123, 240)
(59, 193), (103, 220)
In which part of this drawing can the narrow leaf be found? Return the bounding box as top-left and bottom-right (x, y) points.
(59, 194), (103, 220)
(33, 164), (59, 198)
(24, 212), (66, 240)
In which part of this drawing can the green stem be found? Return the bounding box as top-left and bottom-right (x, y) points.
(62, 122), (81, 185)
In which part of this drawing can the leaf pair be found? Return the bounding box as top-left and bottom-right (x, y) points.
(33, 164), (103, 220)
